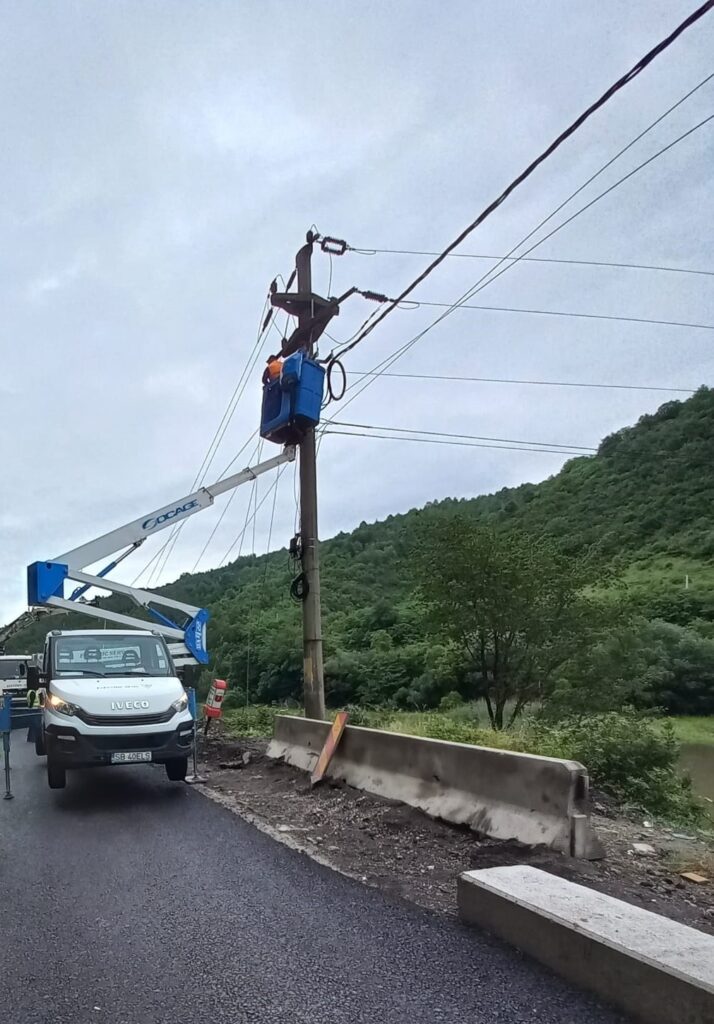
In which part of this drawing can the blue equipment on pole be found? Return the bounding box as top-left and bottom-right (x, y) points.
(260, 351), (326, 444)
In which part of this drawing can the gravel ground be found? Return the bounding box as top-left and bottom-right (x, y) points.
(200, 732), (714, 935)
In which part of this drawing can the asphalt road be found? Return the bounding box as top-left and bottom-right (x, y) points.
(0, 738), (627, 1024)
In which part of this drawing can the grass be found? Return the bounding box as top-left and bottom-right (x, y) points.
(222, 704), (714, 754)
(221, 703), (522, 748)
(667, 717), (714, 746)
(220, 703), (707, 824)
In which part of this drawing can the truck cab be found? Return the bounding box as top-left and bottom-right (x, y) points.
(0, 654), (31, 698)
(35, 628), (194, 789)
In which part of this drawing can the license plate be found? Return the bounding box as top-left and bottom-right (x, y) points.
(111, 751), (152, 764)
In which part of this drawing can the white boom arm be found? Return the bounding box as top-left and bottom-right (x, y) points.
(27, 446), (295, 665)
(56, 447), (294, 570)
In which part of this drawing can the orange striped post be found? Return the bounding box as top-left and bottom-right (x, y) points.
(310, 711), (349, 786)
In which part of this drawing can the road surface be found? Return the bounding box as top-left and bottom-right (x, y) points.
(1, 738), (626, 1024)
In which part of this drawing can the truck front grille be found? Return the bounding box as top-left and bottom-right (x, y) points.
(90, 733), (172, 751)
(75, 708), (175, 727)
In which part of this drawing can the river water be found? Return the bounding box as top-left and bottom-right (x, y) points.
(681, 744), (714, 802)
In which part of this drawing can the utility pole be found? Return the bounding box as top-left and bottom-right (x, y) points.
(272, 231), (341, 720)
(295, 237), (325, 720)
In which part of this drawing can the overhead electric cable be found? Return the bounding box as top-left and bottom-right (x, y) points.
(133, 292), (273, 587)
(362, 299), (714, 333)
(327, 420), (597, 451)
(333, 8), (714, 357)
(346, 370), (696, 394)
(145, 279), (286, 586)
(328, 113), (714, 419)
(219, 465), (286, 567)
(322, 429), (593, 457)
(190, 435), (263, 573)
(350, 246), (714, 278)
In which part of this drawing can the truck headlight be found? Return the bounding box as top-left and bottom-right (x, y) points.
(171, 692), (189, 713)
(47, 694), (80, 717)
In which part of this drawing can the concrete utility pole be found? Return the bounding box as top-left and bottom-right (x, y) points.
(272, 231), (340, 721)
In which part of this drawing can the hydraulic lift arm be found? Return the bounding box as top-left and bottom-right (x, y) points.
(27, 446), (295, 665)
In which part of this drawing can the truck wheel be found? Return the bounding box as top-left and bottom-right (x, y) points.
(165, 757), (188, 782)
(47, 758), (66, 790)
(35, 731), (46, 757)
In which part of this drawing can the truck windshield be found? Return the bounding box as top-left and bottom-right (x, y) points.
(52, 635), (173, 678)
(0, 659), (27, 681)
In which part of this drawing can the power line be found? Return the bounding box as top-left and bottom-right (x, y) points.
(386, 299), (714, 333)
(132, 429), (260, 587)
(136, 292), (274, 588)
(346, 370), (696, 394)
(327, 420), (596, 451)
(459, 114), (714, 311)
(350, 246), (714, 278)
(216, 428), (260, 487)
(221, 440), (264, 571)
(191, 435), (263, 573)
(245, 455), (285, 707)
(323, 428), (592, 458)
(262, 465), (282, 587)
(333, 6), (714, 359)
(329, 112), (714, 418)
(219, 465), (286, 567)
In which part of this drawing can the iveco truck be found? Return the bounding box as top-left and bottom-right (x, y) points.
(31, 628), (194, 790)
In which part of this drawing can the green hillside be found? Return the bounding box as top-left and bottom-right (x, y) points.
(7, 387), (714, 708)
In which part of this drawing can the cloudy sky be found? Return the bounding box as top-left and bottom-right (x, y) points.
(2, 0), (713, 624)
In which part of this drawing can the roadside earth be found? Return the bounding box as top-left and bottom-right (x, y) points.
(197, 730), (714, 935)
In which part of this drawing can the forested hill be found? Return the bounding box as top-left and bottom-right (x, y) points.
(478, 386), (714, 562)
(8, 387), (714, 702)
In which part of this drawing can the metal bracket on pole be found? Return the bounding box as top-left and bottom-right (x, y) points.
(271, 234), (356, 358)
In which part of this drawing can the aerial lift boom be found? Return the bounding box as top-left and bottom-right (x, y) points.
(27, 446), (295, 666)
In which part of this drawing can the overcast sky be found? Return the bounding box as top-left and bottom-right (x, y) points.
(2, 0), (713, 624)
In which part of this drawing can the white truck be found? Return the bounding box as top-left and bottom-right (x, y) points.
(31, 628), (194, 789)
(22, 443), (294, 791)
(0, 654), (32, 699)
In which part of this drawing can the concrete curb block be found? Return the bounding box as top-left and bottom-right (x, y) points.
(268, 715), (602, 857)
(458, 865), (714, 1024)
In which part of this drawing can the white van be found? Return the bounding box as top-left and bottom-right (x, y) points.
(31, 628), (194, 790)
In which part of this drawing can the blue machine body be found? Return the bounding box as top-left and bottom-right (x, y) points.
(260, 352), (325, 444)
(28, 561), (68, 605)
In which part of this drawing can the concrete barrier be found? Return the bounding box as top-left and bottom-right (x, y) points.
(458, 866), (714, 1024)
(267, 716), (602, 857)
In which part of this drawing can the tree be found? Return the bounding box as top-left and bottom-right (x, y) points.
(549, 617), (714, 717)
(642, 620), (714, 715)
(411, 517), (610, 728)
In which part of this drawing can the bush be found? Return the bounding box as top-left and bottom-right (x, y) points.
(439, 691), (463, 711)
(221, 705), (290, 738)
(530, 710), (701, 822)
(221, 688), (246, 711)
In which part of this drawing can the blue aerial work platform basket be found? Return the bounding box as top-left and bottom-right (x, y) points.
(260, 351), (325, 445)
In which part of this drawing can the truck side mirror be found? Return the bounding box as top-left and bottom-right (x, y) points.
(26, 666), (41, 689)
